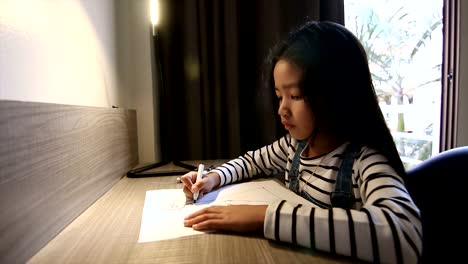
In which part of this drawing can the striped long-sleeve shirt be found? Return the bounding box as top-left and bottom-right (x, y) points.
(210, 134), (422, 263)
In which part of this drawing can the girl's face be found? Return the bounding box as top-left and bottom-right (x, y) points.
(274, 59), (315, 140)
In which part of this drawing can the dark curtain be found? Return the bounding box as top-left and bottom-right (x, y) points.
(156, 0), (344, 161)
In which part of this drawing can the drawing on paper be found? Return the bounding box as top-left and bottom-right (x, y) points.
(138, 179), (313, 243)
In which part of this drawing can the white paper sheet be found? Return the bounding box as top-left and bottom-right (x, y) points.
(138, 179), (312, 243)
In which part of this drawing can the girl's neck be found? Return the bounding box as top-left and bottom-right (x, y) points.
(306, 133), (344, 158)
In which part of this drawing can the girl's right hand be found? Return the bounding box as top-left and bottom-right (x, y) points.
(180, 171), (220, 200)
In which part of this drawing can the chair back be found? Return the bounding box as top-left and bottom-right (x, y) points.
(406, 146), (468, 263)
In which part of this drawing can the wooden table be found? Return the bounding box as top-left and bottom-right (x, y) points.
(28, 162), (356, 264)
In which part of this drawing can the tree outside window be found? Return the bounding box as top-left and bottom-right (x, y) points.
(345, 0), (443, 168)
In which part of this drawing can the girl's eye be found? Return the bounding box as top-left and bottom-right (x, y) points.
(276, 95), (303, 102)
(290, 95), (303, 100)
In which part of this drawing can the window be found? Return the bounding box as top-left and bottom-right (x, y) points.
(345, 0), (444, 169)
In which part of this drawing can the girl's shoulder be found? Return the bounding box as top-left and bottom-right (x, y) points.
(278, 133), (295, 149)
(353, 144), (389, 163)
(325, 143), (386, 162)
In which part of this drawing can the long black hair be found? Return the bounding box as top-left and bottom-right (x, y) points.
(263, 20), (407, 180)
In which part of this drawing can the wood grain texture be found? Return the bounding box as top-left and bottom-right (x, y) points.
(0, 100), (138, 264)
(28, 173), (357, 264)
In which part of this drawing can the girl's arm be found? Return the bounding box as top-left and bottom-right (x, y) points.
(210, 134), (291, 187)
(263, 147), (422, 263)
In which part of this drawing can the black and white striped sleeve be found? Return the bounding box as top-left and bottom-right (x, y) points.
(210, 135), (291, 186)
(264, 147), (422, 263)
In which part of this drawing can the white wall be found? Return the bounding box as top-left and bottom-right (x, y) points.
(115, 0), (160, 164)
(0, 0), (158, 163)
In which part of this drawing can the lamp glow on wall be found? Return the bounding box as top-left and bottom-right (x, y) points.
(127, 0), (197, 177)
(150, 0), (158, 36)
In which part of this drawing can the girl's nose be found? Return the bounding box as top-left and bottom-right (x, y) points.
(278, 101), (290, 117)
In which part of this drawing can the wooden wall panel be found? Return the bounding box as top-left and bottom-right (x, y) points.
(0, 100), (139, 264)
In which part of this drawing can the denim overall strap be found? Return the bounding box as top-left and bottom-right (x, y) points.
(330, 142), (359, 209)
(288, 140), (307, 193)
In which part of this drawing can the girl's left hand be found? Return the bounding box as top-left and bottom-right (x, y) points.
(183, 204), (268, 233)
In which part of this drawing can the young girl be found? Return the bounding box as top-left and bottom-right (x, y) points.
(181, 21), (422, 263)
